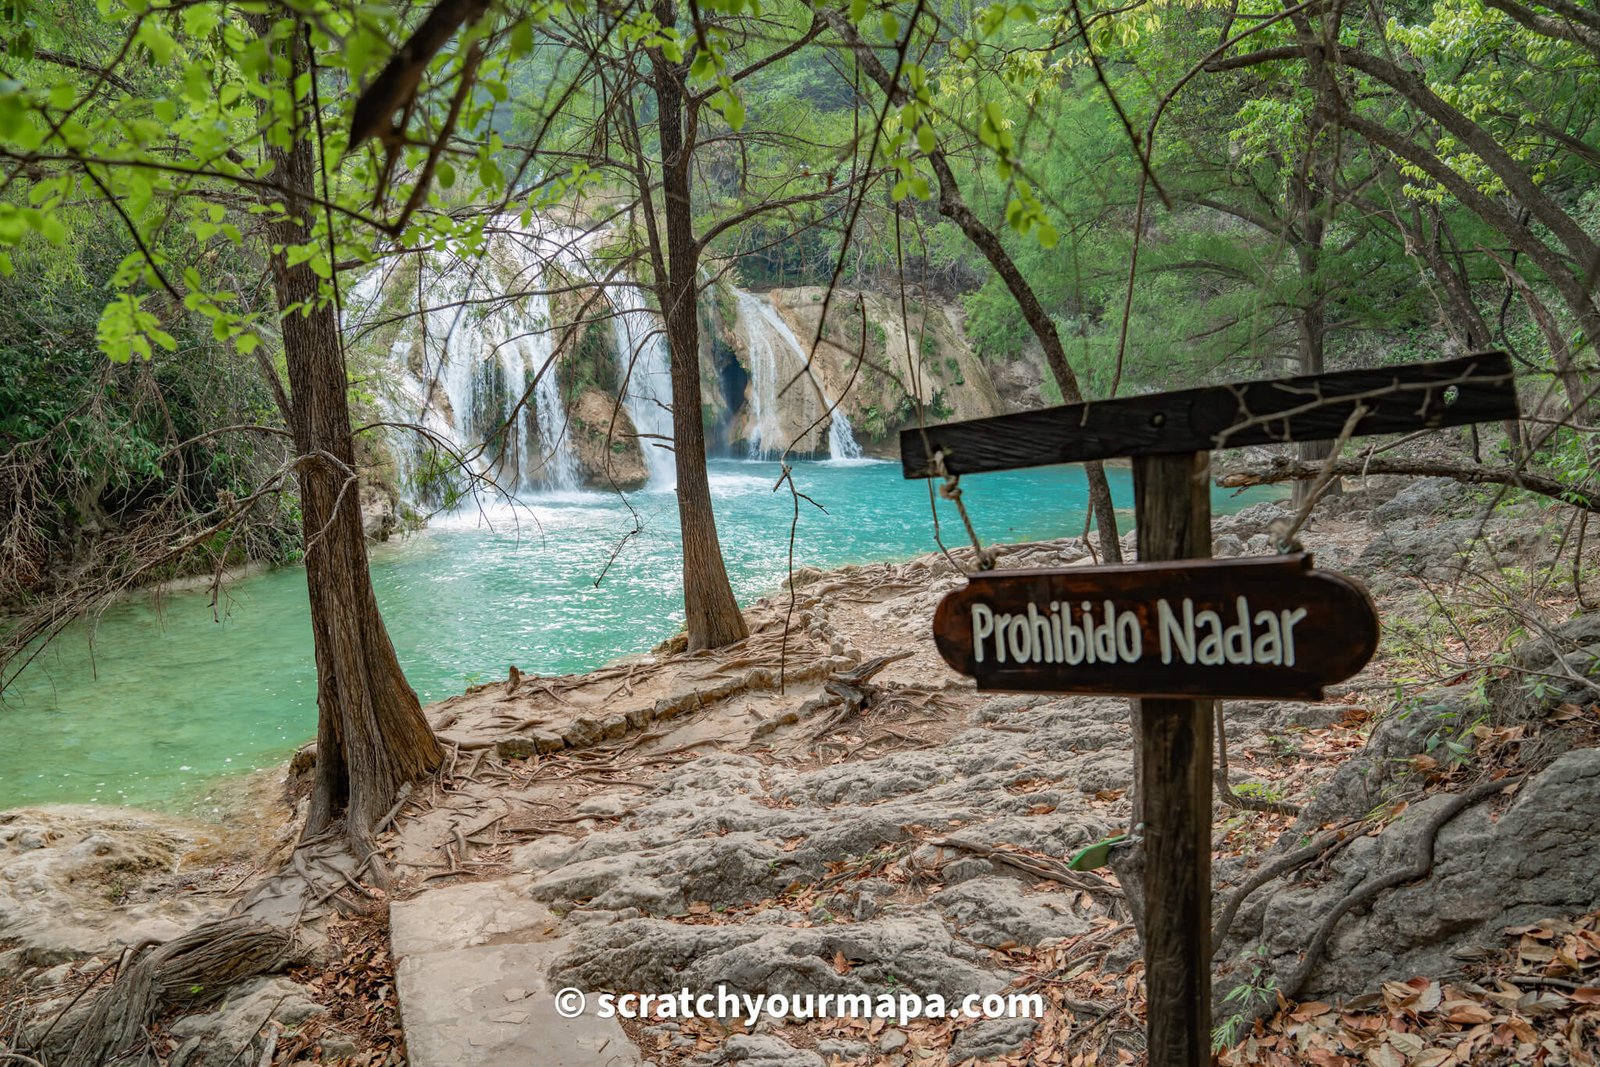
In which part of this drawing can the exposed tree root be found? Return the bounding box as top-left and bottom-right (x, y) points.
(807, 652), (914, 738)
(1277, 774), (1525, 1000)
(39, 918), (292, 1065)
(1214, 706), (1302, 818)
(1211, 824), (1362, 956)
(929, 836), (1125, 899)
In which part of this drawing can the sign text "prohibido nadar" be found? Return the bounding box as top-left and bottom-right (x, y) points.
(934, 554), (1378, 700)
(971, 595), (1309, 670)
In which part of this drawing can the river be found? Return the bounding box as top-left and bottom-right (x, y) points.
(0, 458), (1276, 813)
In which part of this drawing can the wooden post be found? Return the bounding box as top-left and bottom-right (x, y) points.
(1133, 451), (1214, 1067)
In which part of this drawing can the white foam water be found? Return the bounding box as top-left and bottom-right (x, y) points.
(736, 291), (863, 460)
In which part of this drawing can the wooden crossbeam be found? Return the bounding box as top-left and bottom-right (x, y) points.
(901, 352), (1514, 478)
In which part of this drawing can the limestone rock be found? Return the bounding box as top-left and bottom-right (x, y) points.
(569, 386), (649, 491)
(763, 288), (1005, 450)
(1228, 749), (1600, 1002)
(949, 1017), (1039, 1062)
(1370, 476), (1472, 525)
(359, 482), (398, 541)
(933, 877), (1087, 948)
(1355, 517), (1482, 580)
(1491, 611), (1600, 725)
(0, 807), (228, 972)
(721, 1033), (824, 1066)
(549, 914), (1007, 1002)
(168, 977), (325, 1066)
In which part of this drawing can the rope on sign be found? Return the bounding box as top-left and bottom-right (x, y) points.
(932, 448), (996, 572)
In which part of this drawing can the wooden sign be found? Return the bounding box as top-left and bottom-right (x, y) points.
(933, 553), (1377, 699)
(902, 352), (1515, 476)
(901, 352), (1517, 1067)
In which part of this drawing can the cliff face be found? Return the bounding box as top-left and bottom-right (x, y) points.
(772, 286), (1003, 436)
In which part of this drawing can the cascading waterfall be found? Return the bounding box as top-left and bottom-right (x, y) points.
(737, 290), (785, 459)
(351, 223), (593, 499)
(523, 225), (677, 492)
(737, 291), (864, 460)
(608, 283), (677, 489)
(360, 219), (877, 501)
(824, 387), (865, 463)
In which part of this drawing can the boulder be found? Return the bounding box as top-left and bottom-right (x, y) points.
(949, 1017), (1039, 1063)
(1242, 749), (1600, 1000)
(570, 386), (649, 491)
(359, 483), (397, 541)
(168, 976), (325, 1067)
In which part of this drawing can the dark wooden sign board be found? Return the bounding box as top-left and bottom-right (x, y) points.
(932, 553), (1379, 700)
(902, 352), (1515, 478)
(899, 353), (1517, 1067)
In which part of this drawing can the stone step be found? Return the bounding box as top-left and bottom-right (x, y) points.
(391, 877), (641, 1067)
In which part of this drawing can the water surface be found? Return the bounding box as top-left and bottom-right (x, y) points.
(0, 459), (1277, 812)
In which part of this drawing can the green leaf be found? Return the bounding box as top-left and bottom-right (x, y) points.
(719, 90), (745, 130)
(136, 19), (178, 65)
(1067, 835), (1127, 871)
(183, 4), (220, 37)
(38, 215), (65, 246)
(477, 155), (502, 188)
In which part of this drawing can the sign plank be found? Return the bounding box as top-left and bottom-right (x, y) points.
(931, 553), (1378, 699)
(901, 352), (1514, 478)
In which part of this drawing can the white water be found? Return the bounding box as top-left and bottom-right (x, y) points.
(357, 221), (875, 496)
(350, 221), (660, 499)
(608, 283), (677, 489)
(737, 290), (787, 459)
(737, 291), (863, 460)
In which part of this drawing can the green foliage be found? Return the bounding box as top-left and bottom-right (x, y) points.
(0, 217), (296, 599)
(557, 319), (621, 399)
(1393, 692), (1489, 771)
(1213, 946), (1277, 1051)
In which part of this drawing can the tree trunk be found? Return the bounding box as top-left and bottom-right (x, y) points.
(259, 24), (442, 855)
(651, 7), (750, 651)
(1289, 131), (1340, 509)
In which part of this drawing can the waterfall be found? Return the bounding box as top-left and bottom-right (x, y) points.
(351, 219), (720, 500)
(826, 395), (865, 461)
(608, 283), (677, 490)
(736, 290), (864, 460)
(737, 290), (785, 459)
(350, 227), (584, 501)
